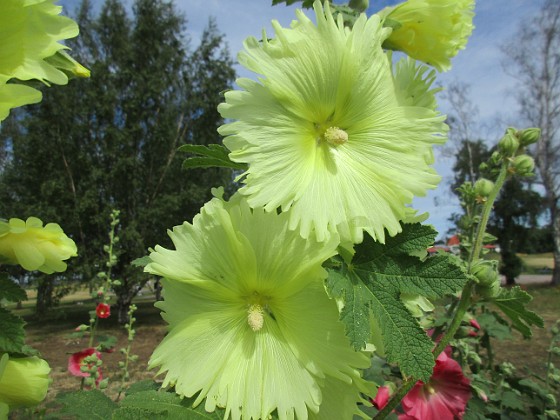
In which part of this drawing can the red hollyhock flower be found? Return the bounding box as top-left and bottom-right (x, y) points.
(399, 351), (471, 420)
(68, 348), (103, 384)
(96, 303), (111, 319)
(372, 385), (391, 410)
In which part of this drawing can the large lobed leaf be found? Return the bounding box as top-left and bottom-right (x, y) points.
(491, 286), (543, 338)
(326, 223), (468, 382)
(114, 390), (223, 420)
(54, 390), (117, 420)
(0, 308), (25, 354)
(0, 273), (27, 303)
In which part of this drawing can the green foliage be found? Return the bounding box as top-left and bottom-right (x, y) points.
(271, 0), (315, 8)
(54, 390), (117, 420)
(0, 0), (236, 318)
(326, 223), (468, 381)
(114, 390), (223, 419)
(179, 144), (247, 171)
(491, 286), (544, 338)
(0, 307), (25, 353)
(0, 273), (26, 302)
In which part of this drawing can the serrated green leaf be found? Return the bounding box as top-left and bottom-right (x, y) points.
(56, 390), (117, 419)
(353, 223), (437, 263)
(0, 308), (25, 353)
(0, 273), (27, 303)
(326, 269), (371, 348)
(326, 224), (468, 382)
(476, 312), (512, 340)
(124, 380), (160, 395)
(179, 144), (247, 171)
(131, 256), (151, 268)
(491, 286), (544, 338)
(501, 390), (524, 411)
(114, 390), (223, 420)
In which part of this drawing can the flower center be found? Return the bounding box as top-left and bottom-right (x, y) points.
(247, 303), (265, 331)
(323, 126), (348, 146)
(425, 384), (437, 395)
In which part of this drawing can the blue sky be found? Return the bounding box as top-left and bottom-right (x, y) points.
(59, 0), (546, 238)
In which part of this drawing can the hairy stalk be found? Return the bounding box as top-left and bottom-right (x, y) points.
(116, 304), (138, 401)
(375, 163), (509, 419)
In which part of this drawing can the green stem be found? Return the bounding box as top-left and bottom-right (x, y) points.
(468, 164), (508, 266)
(375, 163), (509, 419)
(88, 316), (98, 348)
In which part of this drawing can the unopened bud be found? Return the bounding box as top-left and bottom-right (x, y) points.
(471, 260), (499, 286)
(512, 155), (535, 176)
(99, 378), (109, 390)
(490, 151), (502, 165)
(518, 127), (540, 146)
(349, 0), (369, 12)
(474, 178), (494, 198)
(475, 279), (501, 298)
(498, 132), (519, 156)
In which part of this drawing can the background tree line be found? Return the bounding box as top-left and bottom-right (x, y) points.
(446, 0), (559, 286)
(0, 0), (235, 321)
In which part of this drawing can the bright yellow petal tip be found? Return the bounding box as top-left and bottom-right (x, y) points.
(380, 0), (475, 72)
(0, 217), (78, 274)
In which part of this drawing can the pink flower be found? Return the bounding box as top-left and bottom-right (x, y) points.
(68, 348), (102, 384)
(400, 351), (471, 420)
(96, 303), (111, 319)
(372, 385), (391, 410)
(469, 319), (481, 330)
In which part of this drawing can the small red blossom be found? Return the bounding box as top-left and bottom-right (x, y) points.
(372, 385), (391, 410)
(469, 319), (481, 330)
(96, 303), (111, 319)
(400, 351), (471, 420)
(68, 348), (103, 384)
(468, 329), (478, 337)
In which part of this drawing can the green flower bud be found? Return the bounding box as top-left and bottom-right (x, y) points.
(474, 178), (494, 198)
(349, 0), (369, 12)
(518, 127), (541, 146)
(471, 260), (499, 286)
(512, 155), (535, 176)
(475, 279), (501, 298)
(490, 151), (502, 165)
(0, 355), (50, 409)
(498, 132), (519, 156)
(98, 378), (109, 390)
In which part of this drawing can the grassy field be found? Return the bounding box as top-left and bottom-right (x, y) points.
(520, 252), (555, 273)
(9, 279), (560, 410)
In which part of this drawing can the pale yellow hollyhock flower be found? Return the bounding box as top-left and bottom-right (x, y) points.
(379, 0), (475, 72)
(0, 354), (50, 413)
(147, 195), (372, 420)
(0, 0), (87, 121)
(219, 1), (447, 244)
(0, 217), (77, 274)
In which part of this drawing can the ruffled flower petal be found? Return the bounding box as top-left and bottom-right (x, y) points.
(147, 196), (371, 420)
(219, 1), (447, 244)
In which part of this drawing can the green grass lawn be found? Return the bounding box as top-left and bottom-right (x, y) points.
(519, 252), (554, 273)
